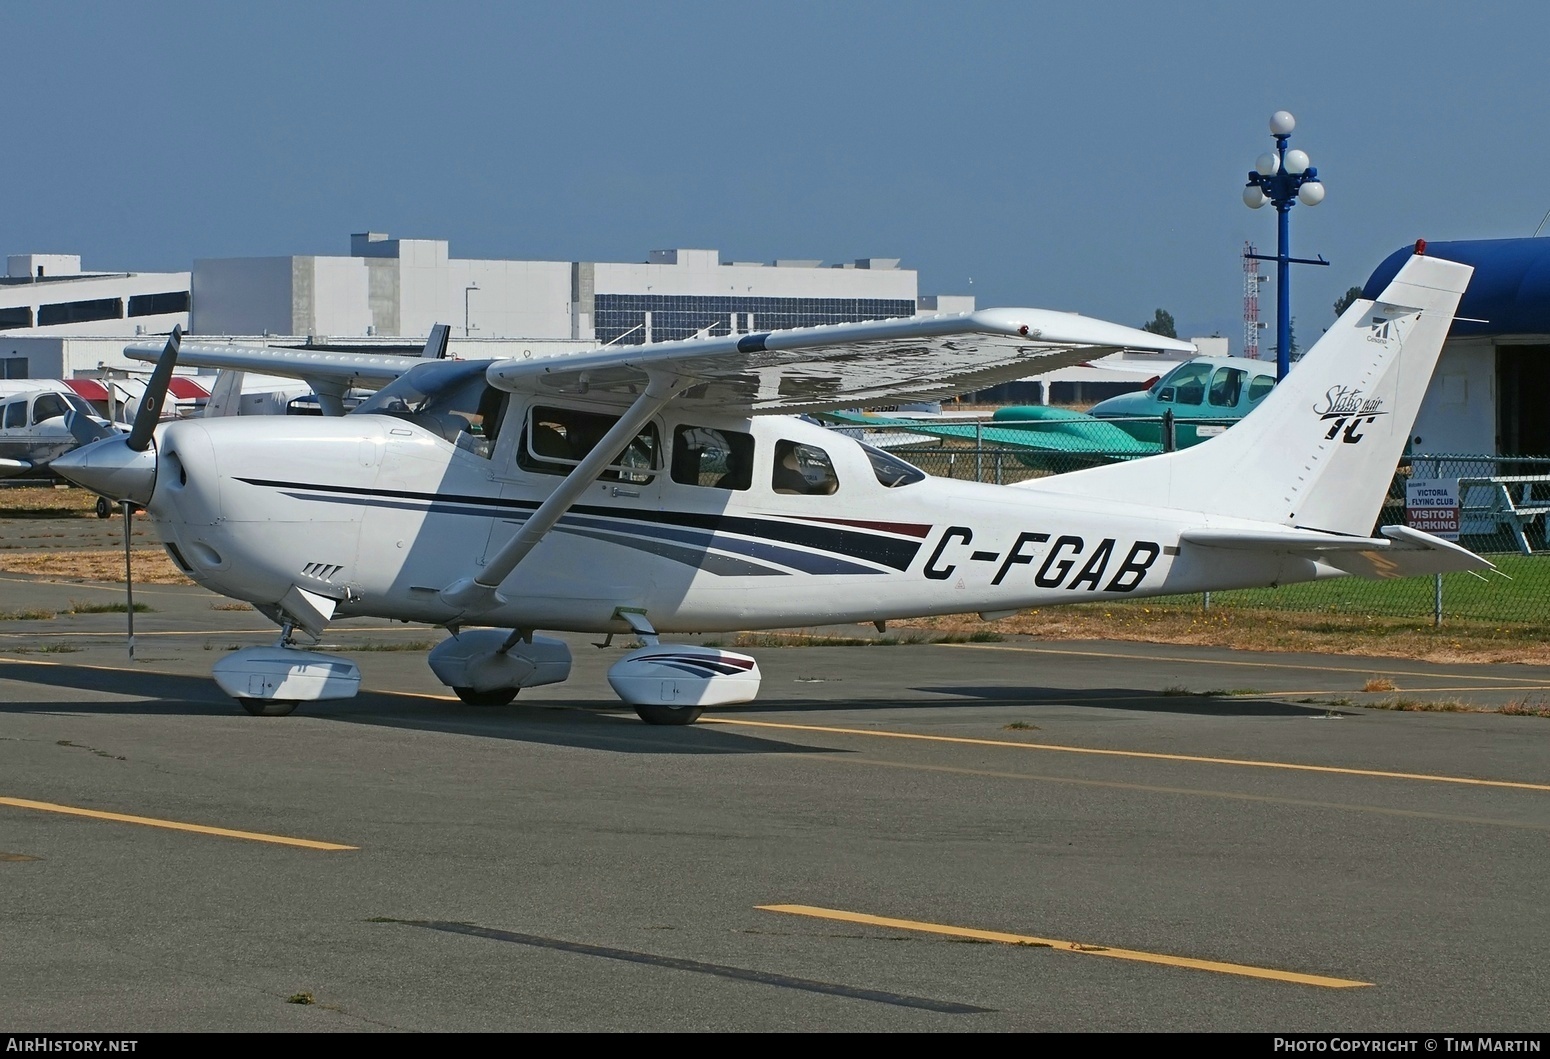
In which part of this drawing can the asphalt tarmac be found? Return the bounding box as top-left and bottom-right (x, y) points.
(3, 569), (1550, 1032)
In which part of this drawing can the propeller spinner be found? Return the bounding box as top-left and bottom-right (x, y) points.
(50, 326), (182, 507)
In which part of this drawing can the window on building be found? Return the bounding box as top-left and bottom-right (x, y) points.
(517, 405), (659, 484)
(38, 297), (122, 326)
(2, 357), (26, 379)
(671, 425), (754, 490)
(127, 291), (191, 317)
(0, 307), (33, 331)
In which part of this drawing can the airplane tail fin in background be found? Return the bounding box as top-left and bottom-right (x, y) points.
(1026, 250), (1472, 537)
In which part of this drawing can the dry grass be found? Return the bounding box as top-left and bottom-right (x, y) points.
(0, 549), (192, 585)
(0, 485), (101, 517)
(1363, 677), (1399, 692)
(895, 604), (1550, 666)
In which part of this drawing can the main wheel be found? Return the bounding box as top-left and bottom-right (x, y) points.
(237, 698), (300, 717)
(95, 496), (112, 519)
(454, 686), (519, 706)
(633, 703), (705, 726)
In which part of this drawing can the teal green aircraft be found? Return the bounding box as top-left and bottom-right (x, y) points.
(820, 355), (1279, 470)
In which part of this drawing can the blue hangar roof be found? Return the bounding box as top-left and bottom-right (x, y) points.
(1363, 238), (1550, 338)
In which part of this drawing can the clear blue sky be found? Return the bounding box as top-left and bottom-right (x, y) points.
(8, 1), (1547, 350)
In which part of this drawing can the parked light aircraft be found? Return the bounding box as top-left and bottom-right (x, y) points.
(0, 385), (119, 480)
(51, 249), (1486, 724)
(819, 355), (1281, 466)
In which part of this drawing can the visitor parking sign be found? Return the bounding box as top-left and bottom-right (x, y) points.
(1405, 478), (1461, 540)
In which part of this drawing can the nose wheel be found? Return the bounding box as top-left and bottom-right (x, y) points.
(453, 686), (519, 706)
(237, 698), (300, 717)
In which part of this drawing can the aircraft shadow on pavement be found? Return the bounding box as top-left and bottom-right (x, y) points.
(0, 662), (841, 757)
(911, 684), (1341, 717)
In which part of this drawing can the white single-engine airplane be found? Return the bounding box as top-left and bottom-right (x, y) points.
(0, 385), (119, 481)
(52, 249), (1486, 724)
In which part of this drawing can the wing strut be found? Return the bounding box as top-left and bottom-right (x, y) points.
(439, 371), (688, 617)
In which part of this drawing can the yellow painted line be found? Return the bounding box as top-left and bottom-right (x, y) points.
(759, 904), (1370, 989)
(836, 756), (1550, 831)
(0, 796), (356, 850)
(943, 641), (1550, 687)
(700, 717), (1550, 792)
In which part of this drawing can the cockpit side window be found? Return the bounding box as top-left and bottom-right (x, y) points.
(31, 393), (69, 424)
(1207, 367), (1246, 408)
(772, 439), (838, 495)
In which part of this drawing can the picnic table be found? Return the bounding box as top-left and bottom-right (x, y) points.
(1458, 475), (1550, 554)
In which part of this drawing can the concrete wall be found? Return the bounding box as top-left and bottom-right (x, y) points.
(1410, 340), (1496, 455)
(192, 258), (296, 336)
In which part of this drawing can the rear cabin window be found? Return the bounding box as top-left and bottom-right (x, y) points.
(1247, 374), (1276, 402)
(518, 406), (660, 484)
(671, 425), (754, 490)
(3, 402), (23, 429)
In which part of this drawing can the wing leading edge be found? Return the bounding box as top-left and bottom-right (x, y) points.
(485, 309), (1196, 415)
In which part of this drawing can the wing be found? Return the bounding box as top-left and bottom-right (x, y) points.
(123, 341), (416, 390)
(486, 309), (1196, 415)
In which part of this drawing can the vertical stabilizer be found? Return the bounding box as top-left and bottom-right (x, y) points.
(1026, 251), (1472, 536)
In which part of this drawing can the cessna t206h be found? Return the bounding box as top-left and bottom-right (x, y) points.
(52, 249), (1486, 724)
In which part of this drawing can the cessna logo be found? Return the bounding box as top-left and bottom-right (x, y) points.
(1314, 385), (1388, 444)
(1367, 316), (1396, 344)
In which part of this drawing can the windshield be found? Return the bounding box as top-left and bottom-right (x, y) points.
(351, 360), (504, 455)
(352, 360), (493, 418)
(861, 442), (926, 487)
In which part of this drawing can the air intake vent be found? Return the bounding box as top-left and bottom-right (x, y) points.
(300, 562), (344, 582)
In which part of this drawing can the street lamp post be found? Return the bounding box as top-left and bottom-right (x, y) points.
(1242, 110), (1327, 380)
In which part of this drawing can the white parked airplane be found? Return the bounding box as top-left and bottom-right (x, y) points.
(52, 250), (1485, 724)
(0, 384), (119, 480)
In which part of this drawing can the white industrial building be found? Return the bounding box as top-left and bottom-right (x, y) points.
(190, 233), (965, 346)
(0, 254), (191, 380)
(1, 234), (974, 383)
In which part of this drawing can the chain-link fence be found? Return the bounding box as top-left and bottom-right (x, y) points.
(835, 419), (1550, 625)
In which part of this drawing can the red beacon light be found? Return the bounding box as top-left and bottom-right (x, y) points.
(1415, 239), (1427, 256)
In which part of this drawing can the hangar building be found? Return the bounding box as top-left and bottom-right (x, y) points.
(1364, 238), (1550, 458)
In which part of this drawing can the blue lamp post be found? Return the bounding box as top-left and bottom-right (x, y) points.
(1243, 110), (1328, 380)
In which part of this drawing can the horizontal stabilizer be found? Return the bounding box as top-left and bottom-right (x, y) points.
(1180, 525), (1491, 579)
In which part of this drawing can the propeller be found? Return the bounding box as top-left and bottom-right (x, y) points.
(122, 499), (137, 659)
(122, 325), (182, 659)
(126, 325), (182, 452)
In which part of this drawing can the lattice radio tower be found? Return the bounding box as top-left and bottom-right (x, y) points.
(1242, 241), (1264, 360)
